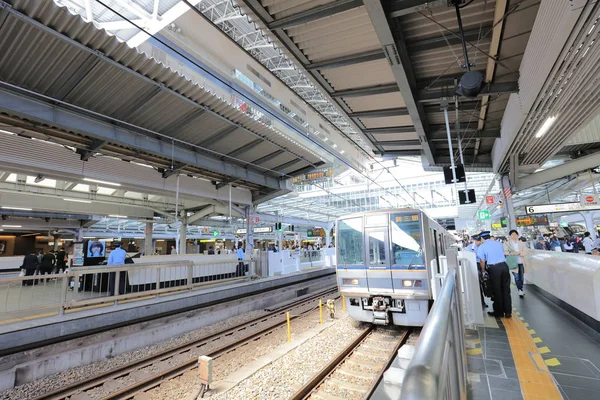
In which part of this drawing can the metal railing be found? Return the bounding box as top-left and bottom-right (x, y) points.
(0, 259), (253, 321)
(400, 266), (468, 400)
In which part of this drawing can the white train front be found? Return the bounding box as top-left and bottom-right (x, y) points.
(335, 209), (453, 326)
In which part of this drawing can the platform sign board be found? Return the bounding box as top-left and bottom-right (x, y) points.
(253, 226), (273, 233)
(485, 196), (495, 204)
(516, 215), (548, 227)
(525, 202), (600, 214)
(477, 210), (490, 220)
(307, 228), (326, 237)
(580, 194), (600, 207)
(212, 230), (219, 237)
(72, 242), (84, 266)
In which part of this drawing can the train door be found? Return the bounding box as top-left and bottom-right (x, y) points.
(365, 228), (393, 292)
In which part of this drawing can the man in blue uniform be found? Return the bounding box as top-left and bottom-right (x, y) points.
(477, 231), (512, 318)
(466, 234), (488, 308)
(107, 242), (127, 295)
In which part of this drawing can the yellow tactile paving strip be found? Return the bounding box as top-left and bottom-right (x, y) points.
(503, 315), (563, 399)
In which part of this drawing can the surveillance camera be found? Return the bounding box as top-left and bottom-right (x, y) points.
(34, 174), (45, 183)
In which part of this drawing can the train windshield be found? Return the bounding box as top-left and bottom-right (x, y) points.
(390, 214), (425, 269)
(338, 218), (364, 265)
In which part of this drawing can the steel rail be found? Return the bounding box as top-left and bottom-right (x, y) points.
(32, 287), (337, 400)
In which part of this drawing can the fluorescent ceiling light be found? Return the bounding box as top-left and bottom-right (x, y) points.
(535, 115), (558, 138)
(2, 225), (22, 228)
(2, 206), (32, 211)
(83, 178), (121, 187)
(64, 198), (92, 203)
(83, 236), (97, 239)
(109, 215), (128, 218)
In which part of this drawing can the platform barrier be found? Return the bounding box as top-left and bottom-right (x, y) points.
(267, 249), (336, 276)
(524, 250), (600, 322)
(0, 257), (253, 320)
(402, 248), (468, 400)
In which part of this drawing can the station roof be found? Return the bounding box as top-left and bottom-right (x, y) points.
(228, 0), (540, 169)
(0, 0), (336, 201)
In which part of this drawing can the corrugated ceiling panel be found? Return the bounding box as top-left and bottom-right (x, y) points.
(260, 0), (336, 20)
(3, 0), (325, 177)
(412, 45), (488, 81)
(373, 132), (418, 142)
(207, 130), (257, 154)
(176, 117), (235, 145)
(381, 145), (422, 151)
(235, 141), (281, 162)
(565, 112), (600, 145)
(287, 6), (379, 62)
(257, 152), (295, 169)
(400, 1), (496, 42)
(361, 116), (413, 129)
(279, 160), (310, 174)
(343, 92), (406, 112)
(320, 59), (396, 91)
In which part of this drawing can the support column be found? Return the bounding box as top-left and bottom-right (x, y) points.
(581, 211), (597, 240)
(77, 227), (84, 242)
(179, 218), (188, 255)
(144, 222), (153, 255)
(325, 226), (332, 247)
(501, 175), (517, 231)
(245, 206), (254, 255)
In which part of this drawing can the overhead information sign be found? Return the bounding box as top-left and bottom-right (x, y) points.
(516, 215), (549, 227)
(581, 194), (600, 207)
(525, 202), (600, 214)
(236, 226), (273, 234)
(477, 210), (490, 220)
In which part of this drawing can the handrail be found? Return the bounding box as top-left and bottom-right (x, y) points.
(400, 268), (467, 400)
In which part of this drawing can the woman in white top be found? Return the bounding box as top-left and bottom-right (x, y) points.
(504, 229), (527, 298)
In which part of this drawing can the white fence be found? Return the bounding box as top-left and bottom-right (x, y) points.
(267, 248), (336, 276)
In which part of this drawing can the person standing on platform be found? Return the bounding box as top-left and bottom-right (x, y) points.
(21, 251), (39, 286)
(505, 230), (526, 298)
(107, 242), (127, 296)
(39, 250), (56, 280)
(466, 234), (488, 308)
(477, 231), (512, 318)
(236, 245), (245, 276)
(582, 232), (594, 254)
(534, 236), (547, 250)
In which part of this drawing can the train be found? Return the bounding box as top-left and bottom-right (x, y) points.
(335, 209), (454, 326)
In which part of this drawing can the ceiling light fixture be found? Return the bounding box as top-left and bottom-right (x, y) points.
(83, 178), (121, 186)
(535, 115), (558, 138)
(1, 206), (33, 211)
(109, 215), (128, 218)
(64, 198), (92, 203)
(2, 225), (22, 228)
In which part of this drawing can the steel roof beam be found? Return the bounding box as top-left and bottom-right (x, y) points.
(161, 161), (188, 179)
(268, 0), (363, 30)
(76, 138), (106, 161)
(331, 84), (400, 98)
(418, 82), (519, 102)
(306, 49), (386, 70)
(273, 159), (303, 172)
(348, 108), (409, 118)
(389, 0), (447, 18)
(197, 125), (239, 147)
(515, 151), (600, 192)
(226, 139), (263, 158)
(363, 0), (434, 164)
(251, 150), (285, 165)
(379, 150), (422, 158)
(0, 88), (286, 191)
(363, 126), (416, 134)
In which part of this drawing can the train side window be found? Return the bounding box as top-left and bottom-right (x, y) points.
(337, 218), (364, 265)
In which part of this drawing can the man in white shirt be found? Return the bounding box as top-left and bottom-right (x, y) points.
(582, 232), (595, 254)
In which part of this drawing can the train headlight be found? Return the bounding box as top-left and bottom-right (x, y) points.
(402, 280), (413, 287)
(342, 278), (359, 285)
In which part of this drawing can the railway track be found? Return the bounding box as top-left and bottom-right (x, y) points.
(291, 325), (410, 400)
(32, 287), (338, 400)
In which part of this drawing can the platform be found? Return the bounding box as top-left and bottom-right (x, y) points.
(0, 267), (335, 353)
(467, 282), (600, 400)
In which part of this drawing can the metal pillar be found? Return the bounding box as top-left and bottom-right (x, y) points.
(580, 211), (597, 240)
(179, 218), (187, 255)
(501, 175), (517, 231)
(245, 206), (254, 255)
(144, 222), (153, 255)
(77, 227), (84, 242)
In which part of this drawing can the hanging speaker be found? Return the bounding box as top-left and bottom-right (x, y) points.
(456, 70), (484, 98)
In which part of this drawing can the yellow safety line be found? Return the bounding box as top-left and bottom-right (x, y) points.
(503, 316), (563, 399)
